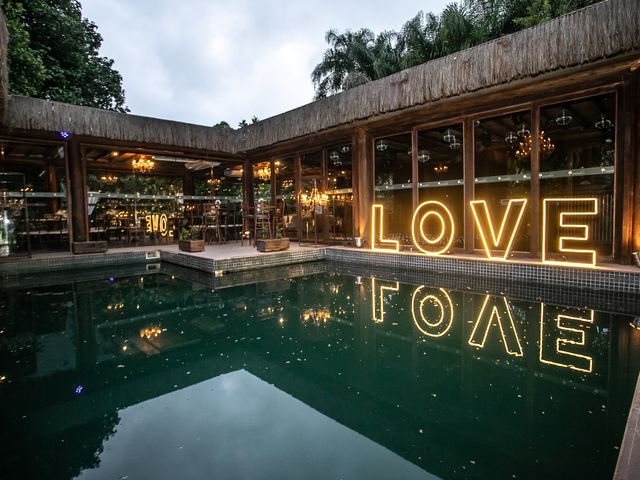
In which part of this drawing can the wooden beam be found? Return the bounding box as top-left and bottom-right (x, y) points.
(66, 138), (88, 242)
(530, 104), (541, 257)
(352, 128), (373, 243)
(463, 119), (474, 253)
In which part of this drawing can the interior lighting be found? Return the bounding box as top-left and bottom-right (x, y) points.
(375, 140), (388, 152)
(555, 108), (573, 126)
(442, 129), (455, 143)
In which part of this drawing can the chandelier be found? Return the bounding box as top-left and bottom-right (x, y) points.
(417, 149), (430, 163)
(433, 163), (448, 174)
(299, 182), (329, 207)
(375, 140), (388, 152)
(255, 161), (280, 181)
(515, 131), (555, 160)
(140, 325), (163, 339)
(555, 108), (573, 126)
(595, 114), (613, 130)
(207, 177), (221, 187)
(132, 155), (155, 173)
(301, 308), (331, 326)
(100, 175), (118, 185)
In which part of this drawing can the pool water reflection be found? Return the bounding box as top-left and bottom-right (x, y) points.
(0, 267), (639, 479)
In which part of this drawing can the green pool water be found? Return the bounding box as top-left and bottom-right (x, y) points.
(1, 264), (639, 480)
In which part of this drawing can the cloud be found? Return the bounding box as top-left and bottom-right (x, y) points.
(81, 0), (449, 127)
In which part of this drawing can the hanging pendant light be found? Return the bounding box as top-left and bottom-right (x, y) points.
(555, 108), (573, 126)
(442, 129), (455, 143)
(595, 114), (613, 130)
(517, 123), (530, 137)
(417, 150), (430, 163)
(505, 131), (518, 144)
(329, 151), (342, 166)
(449, 136), (461, 150)
(375, 140), (388, 152)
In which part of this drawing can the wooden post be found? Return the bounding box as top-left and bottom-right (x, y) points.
(619, 72), (638, 262)
(463, 119), (474, 253)
(66, 138), (88, 242)
(411, 129), (419, 210)
(242, 157), (254, 208)
(352, 128), (373, 245)
(530, 105), (541, 257)
(47, 162), (58, 214)
(294, 153), (302, 242)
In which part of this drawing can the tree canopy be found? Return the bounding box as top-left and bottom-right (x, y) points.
(2, 0), (127, 112)
(312, 0), (601, 99)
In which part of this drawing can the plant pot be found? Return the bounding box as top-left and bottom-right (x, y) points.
(72, 241), (108, 254)
(256, 238), (290, 252)
(179, 239), (205, 252)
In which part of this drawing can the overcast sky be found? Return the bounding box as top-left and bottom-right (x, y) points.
(81, 0), (450, 127)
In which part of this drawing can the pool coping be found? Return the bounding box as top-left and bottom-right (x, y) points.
(615, 372), (640, 480)
(1, 245), (639, 294)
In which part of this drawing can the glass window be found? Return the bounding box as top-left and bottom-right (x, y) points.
(301, 151), (322, 177)
(327, 145), (353, 242)
(374, 133), (412, 247)
(474, 112), (531, 253)
(0, 140), (68, 255)
(275, 157), (296, 240)
(539, 93), (615, 257)
(418, 124), (464, 249)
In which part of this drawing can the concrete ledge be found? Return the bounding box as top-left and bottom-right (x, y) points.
(325, 247), (640, 293)
(615, 373), (640, 480)
(159, 247), (325, 274)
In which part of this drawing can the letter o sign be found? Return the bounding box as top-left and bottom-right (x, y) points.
(411, 201), (455, 255)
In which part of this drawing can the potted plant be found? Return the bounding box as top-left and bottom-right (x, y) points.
(256, 227), (290, 252)
(72, 235), (108, 254)
(179, 226), (205, 252)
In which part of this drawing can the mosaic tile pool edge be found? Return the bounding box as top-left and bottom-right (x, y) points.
(324, 248), (640, 294)
(0, 251), (151, 276)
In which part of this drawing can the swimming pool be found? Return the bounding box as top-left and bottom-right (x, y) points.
(1, 263), (639, 479)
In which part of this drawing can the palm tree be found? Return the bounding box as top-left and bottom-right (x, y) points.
(311, 28), (376, 99)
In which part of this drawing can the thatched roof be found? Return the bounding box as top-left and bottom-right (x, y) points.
(4, 96), (236, 153)
(1, 0), (638, 154)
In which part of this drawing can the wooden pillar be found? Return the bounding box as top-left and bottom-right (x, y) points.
(47, 162), (59, 213)
(66, 138), (88, 242)
(183, 173), (194, 196)
(620, 71), (639, 260)
(411, 129), (419, 210)
(352, 127), (373, 244)
(463, 119), (474, 253)
(530, 105), (541, 257)
(294, 153), (302, 242)
(242, 157), (254, 208)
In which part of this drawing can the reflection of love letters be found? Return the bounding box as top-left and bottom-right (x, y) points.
(371, 197), (598, 267)
(371, 278), (594, 373)
(145, 214), (172, 237)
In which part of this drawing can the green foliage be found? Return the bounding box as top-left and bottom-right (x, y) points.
(180, 226), (201, 241)
(213, 120), (232, 130)
(312, 0), (599, 98)
(2, 0), (127, 112)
